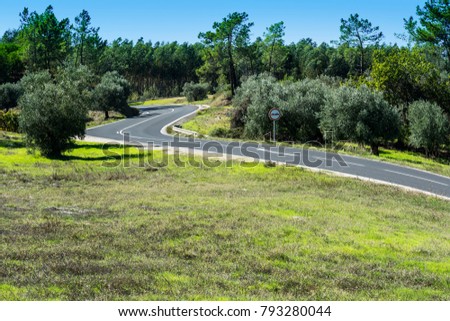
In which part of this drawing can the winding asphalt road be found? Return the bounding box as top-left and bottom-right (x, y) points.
(86, 105), (450, 199)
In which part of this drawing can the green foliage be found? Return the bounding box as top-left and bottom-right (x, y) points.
(199, 12), (254, 95)
(0, 42), (25, 83)
(325, 46), (350, 78)
(370, 48), (450, 114)
(340, 14), (383, 73)
(19, 68), (92, 157)
(18, 6), (71, 72)
(0, 6), (398, 100)
(208, 126), (242, 138)
(208, 127), (229, 138)
(72, 10), (107, 71)
(405, 0), (450, 67)
(234, 75), (335, 142)
(0, 110), (20, 132)
(94, 71), (137, 119)
(263, 22), (288, 76)
(182, 82), (208, 102)
(233, 74), (282, 138)
(408, 100), (449, 156)
(0, 82), (22, 111)
(281, 79), (329, 142)
(100, 39), (202, 97)
(320, 86), (400, 155)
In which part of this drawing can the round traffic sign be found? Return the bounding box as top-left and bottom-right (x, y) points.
(268, 108), (281, 121)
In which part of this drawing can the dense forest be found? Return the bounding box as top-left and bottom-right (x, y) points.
(0, 2), (449, 157)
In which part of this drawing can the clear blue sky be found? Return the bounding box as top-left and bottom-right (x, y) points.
(0, 0), (425, 45)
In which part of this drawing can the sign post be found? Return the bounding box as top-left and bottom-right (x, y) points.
(268, 108), (281, 143)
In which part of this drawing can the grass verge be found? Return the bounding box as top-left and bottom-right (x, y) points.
(0, 132), (449, 300)
(182, 106), (233, 136)
(130, 96), (212, 107)
(86, 111), (125, 128)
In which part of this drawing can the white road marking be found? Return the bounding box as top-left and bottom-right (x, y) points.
(118, 109), (175, 136)
(160, 106), (201, 136)
(256, 148), (296, 157)
(310, 155), (365, 167)
(384, 169), (449, 186)
(256, 148), (365, 167)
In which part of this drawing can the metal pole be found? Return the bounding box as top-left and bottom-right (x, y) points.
(273, 120), (276, 143)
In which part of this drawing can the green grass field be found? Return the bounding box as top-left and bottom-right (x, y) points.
(1, 132), (449, 300)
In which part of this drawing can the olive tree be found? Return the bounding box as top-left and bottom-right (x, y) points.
(233, 74), (284, 139)
(94, 71), (137, 119)
(19, 67), (93, 157)
(0, 82), (22, 112)
(320, 86), (400, 155)
(408, 100), (449, 156)
(282, 79), (328, 142)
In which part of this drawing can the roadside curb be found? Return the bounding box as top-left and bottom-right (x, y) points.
(161, 104), (210, 137)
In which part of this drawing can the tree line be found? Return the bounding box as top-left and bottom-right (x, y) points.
(2, 4), (448, 98)
(0, 2), (449, 157)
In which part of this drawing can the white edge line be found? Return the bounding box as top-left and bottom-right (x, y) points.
(160, 105), (201, 136)
(256, 148), (365, 167)
(384, 169), (448, 187)
(334, 150), (450, 181)
(314, 166), (450, 201)
(118, 109), (175, 136)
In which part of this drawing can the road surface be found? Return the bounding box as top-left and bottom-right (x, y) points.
(86, 105), (450, 199)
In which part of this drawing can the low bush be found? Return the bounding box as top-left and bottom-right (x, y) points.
(0, 82), (23, 112)
(0, 109), (20, 132)
(209, 127), (229, 138)
(182, 82), (208, 102)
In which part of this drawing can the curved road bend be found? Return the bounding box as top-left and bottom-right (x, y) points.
(86, 105), (450, 199)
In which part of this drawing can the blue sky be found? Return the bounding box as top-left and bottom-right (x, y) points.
(0, 0), (425, 45)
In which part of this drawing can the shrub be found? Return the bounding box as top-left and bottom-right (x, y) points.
(0, 82), (22, 112)
(142, 85), (159, 101)
(408, 101), (449, 156)
(320, 86), (400, 155)
(209, 127), (229, 138)
(0, 109), (19, 132)
(19, 68), (92, 157)
(182, 82), (208, 102)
